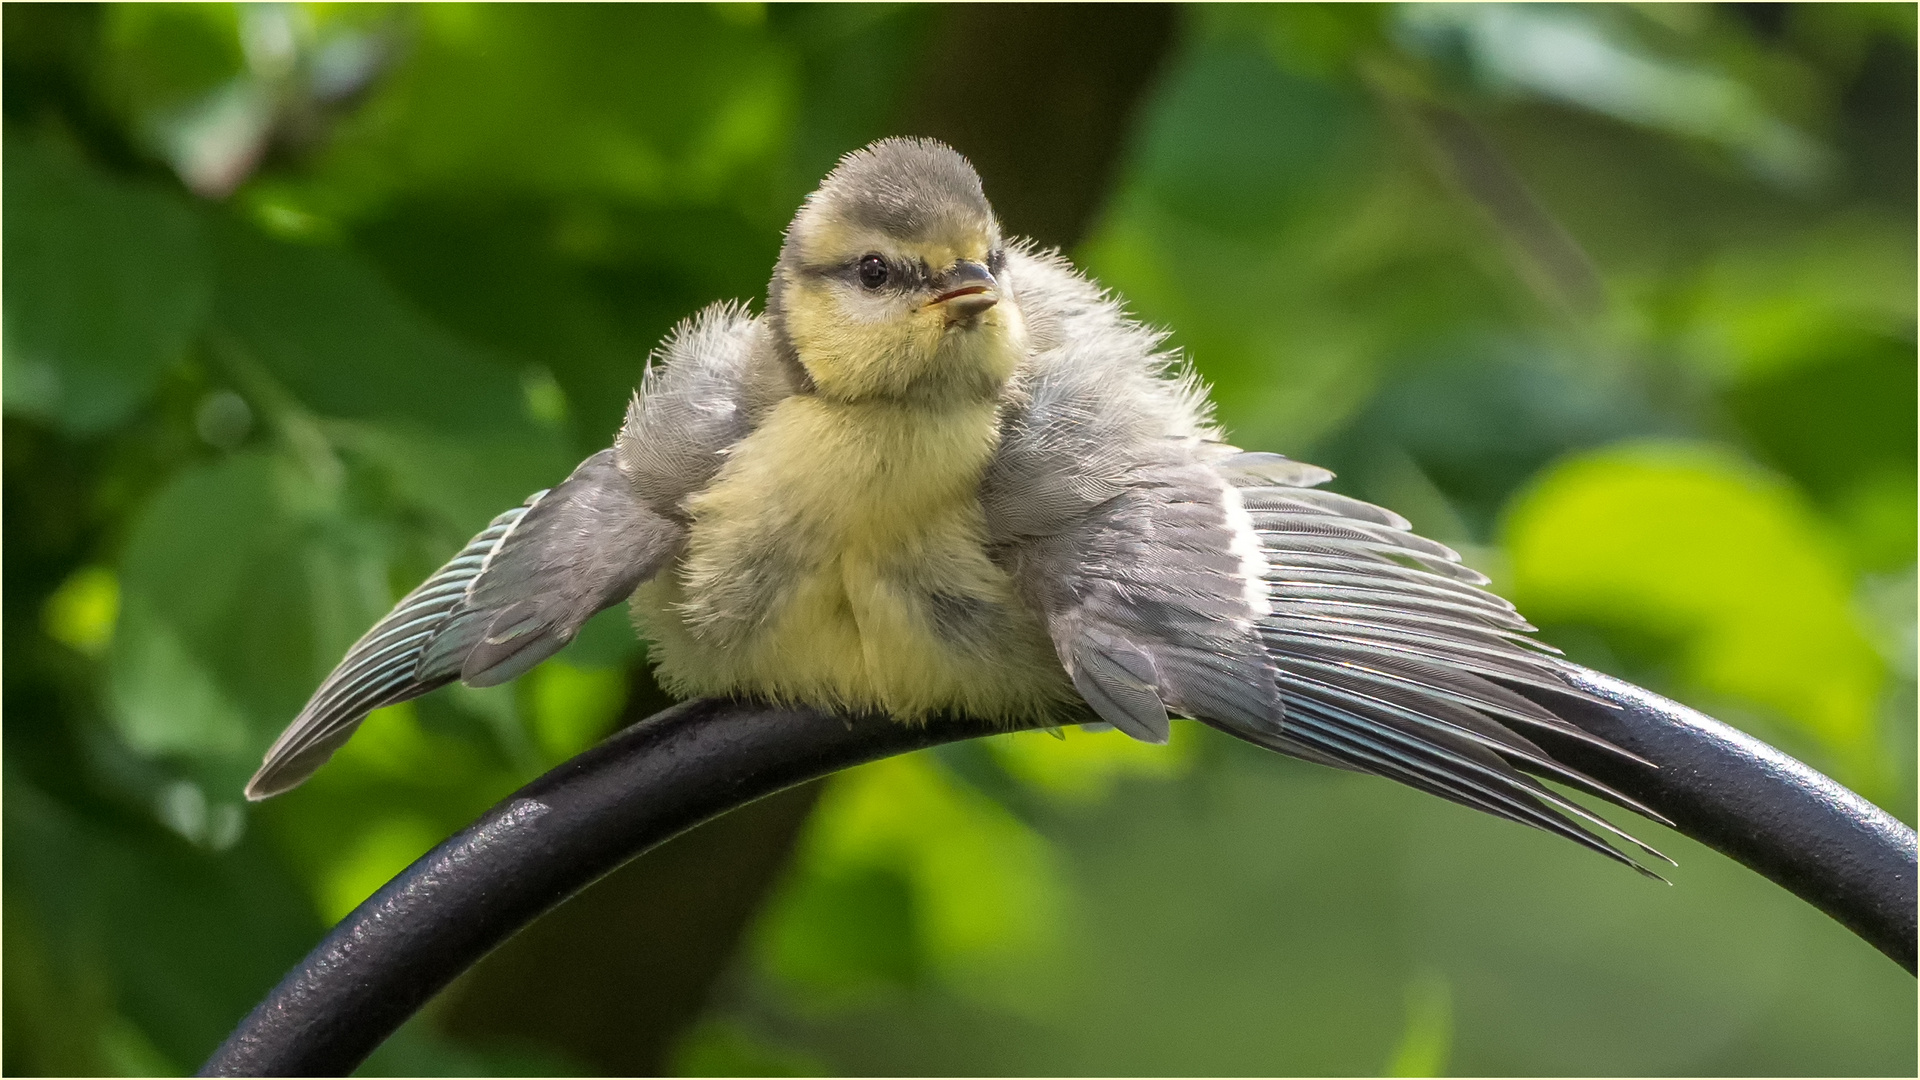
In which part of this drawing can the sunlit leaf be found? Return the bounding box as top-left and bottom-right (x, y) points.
(987, 721), (1195, 806)
(754, 753), (1069, 1011)
(525, 660), (627, 764)
(43, 566), (121, 656)
(317, 814), (441, 924)
(1503, 441), (1888, 791)
(1383, 969), (1453, 1077)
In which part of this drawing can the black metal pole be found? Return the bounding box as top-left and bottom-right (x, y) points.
(199, 700), (1003, 1077)
(200, 679), (1917, 1078)
(1520, 667), (1916, 971)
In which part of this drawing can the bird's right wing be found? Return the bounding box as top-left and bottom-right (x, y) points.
(246, 449), (683, 799)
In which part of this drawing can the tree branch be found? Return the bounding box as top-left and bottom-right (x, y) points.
(199, 680), (1916, 1077)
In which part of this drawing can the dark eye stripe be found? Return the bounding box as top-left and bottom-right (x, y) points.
(795, 256), (930, 291)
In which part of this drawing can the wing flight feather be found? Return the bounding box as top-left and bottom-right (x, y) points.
(246, 449), (681, 799)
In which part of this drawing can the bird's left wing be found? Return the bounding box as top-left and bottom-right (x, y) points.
(996, 449), (1286, 746)
(988, 247), (1667, 875)
(997, 442), (1670, 876)
(246, 449), (681, 799)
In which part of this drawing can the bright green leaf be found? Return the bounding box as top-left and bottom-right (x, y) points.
(526, 660), (627, 763)
(756, 754), (1069, 1012)
(1383, 969), (1453, 1077)
(987, 721), (1195, 806)
(44, 566), (121, 656)
(317, 815), (443, 924)
(1503, 441), (1887, 791)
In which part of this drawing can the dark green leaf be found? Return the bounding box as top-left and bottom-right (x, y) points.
(3, 132), (209, 432)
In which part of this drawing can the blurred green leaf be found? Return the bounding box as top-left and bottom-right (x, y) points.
(5, 772), (319, 1073)
(757, 861), (921, 997)
(1384, 969), (1454, 1077)
(524, 659), (627, 765)
(1398, 5), (1830, 189)
(1081, 32), (1392, 452)
(672, 1018), (828, 1078)
(316, 813), (441, 924)
(295, 4), (798, 216)
(209, 218), (540, 440)
(1504, 441), (1889, 792)
(752, 754), (1070, 1014)
(1681, 220), (1915, 383)
(354, 1013), (590, 1078)
(97, 4), (244, 126)
(1127, 35), (1368, 238)
(985, 721), (1195, 806)
(44, 565), (121, 656)
(206, 215), (576, 533)
(109, 451), (390, 780)
(3, 132), (209, 432)
(98, 1012), (179, 1077)
(1320, 342), (1664, 538)
(1723, 333), (1915, 493)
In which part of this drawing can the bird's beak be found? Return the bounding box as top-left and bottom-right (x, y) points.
(929, 260), (998, 323)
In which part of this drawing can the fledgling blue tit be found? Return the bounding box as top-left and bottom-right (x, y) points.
(248, 138), (1667, 875)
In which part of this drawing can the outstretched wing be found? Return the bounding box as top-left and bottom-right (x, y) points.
(1005, 448), (1670, 877)
(1218, 452), (1670, 873)
(246, 449), (682, 800)
(990, 246), (1668, 876)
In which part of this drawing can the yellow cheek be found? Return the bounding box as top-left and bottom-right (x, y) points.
(788, 286), (945, 399)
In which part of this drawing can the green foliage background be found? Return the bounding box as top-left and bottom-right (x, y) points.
(5, 4), (1914, 1075)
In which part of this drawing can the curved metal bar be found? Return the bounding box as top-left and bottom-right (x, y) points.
(1517, 667), (1916, 972)
(200, 679), (1917, 1077)
(199, 699), (1003, 1077)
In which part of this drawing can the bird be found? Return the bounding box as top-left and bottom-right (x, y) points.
(246, 137), (1670, 876)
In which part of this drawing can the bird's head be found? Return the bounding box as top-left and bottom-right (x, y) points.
(768, 138), (1023, 405)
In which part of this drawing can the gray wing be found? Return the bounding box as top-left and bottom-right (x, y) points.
(1003, 451), (1284, 745)
(249, 302), (776, 799)
(1002, 447), (1671, 877)
(246, 449), (682, 799)
(990, 247), (1669, 876)
(1218, 452), (1671, 874)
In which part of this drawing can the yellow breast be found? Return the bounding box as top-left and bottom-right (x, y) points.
(634, 394), (1074, 723)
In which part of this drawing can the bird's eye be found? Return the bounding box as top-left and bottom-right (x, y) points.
(857, 253), (889, 289)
